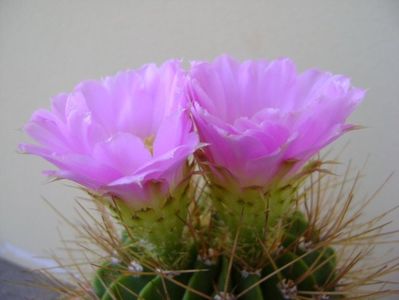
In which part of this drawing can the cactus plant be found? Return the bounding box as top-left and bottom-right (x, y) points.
(20, 55), (398, 299)
(42, 160), (394, 300)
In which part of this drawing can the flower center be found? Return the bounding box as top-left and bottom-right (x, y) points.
(144, 135), (155, 155)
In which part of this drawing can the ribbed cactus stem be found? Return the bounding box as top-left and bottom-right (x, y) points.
(93, 209), (339, 299)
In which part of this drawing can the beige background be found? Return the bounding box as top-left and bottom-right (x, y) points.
(1, 0), (398, 292)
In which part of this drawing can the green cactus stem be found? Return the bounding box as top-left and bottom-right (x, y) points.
(234, 269), (264, 300)
(182, 258), (220, 300)
(92, 211), (340, 299)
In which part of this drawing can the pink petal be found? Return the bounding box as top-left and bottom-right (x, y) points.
(93, 133), (152, 175)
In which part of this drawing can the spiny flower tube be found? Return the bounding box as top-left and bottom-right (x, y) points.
(188, 54), (365, 267)
(20, 60), (199, 267)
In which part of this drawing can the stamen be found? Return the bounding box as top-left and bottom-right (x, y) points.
(144, 135), (155, 155)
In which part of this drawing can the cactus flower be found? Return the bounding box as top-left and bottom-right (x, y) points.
(189, 54), (365, 189)
(20, 60), (199, 207)
(188, 55), (365, 266)
(20, 60), (200, 267)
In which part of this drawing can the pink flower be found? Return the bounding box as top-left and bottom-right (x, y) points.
(189, 54), (365, 188)
(20, 60), (198, 206)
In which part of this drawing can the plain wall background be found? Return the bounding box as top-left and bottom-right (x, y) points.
(1, 0), (398, 292)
